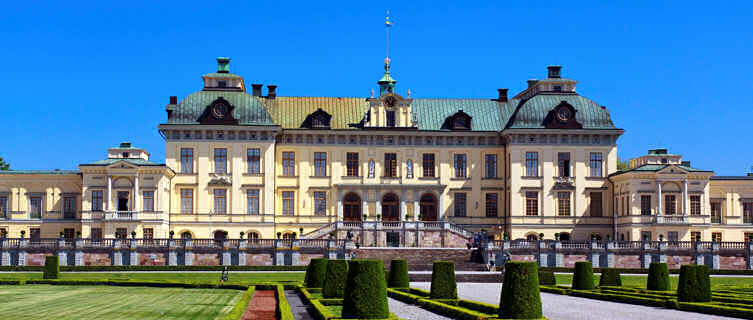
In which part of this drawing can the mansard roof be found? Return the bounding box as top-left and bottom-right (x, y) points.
(165, 91), (276, 126)
(0, 170), (80, 175)
(264, 97), (369, 130)
(505, 94), (618, 130)
(411, 98), (515, 132)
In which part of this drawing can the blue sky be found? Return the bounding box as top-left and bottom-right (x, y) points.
(1, 1), (751, 175)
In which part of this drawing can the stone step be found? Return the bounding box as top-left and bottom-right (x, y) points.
(409, 272), (503, 283)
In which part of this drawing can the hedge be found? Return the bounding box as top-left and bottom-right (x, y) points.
(569, 290), (670, 308)
(538, 270), (556, 286)
(342, 259), (389, 319)
(416, 298), (493, 320)
(224, 286), (255, 320)
(572, 261), (594, 290)
(0, 265), (307, 272)
(43, 256), (59, 279)
(305, 258), (329, 288)
(24, 279), (250, 290)
(647, 263), (670, 291)
(677, 264), (711, 302)
(277, 284), (295, 320)
(536, 267), (753, 275)
(539, 286), (569, 295)
(678, 302), (753, 319)
(500, 261), (542, 319)
(430, 261), (457, 299)
(322, 259), (348, 298)
(0, 279), (24, 285)
(458, 299), (499, 315)
(387, 259), (409, 288)
(387, 288), (423, 304)
(598, 268), (622, 287)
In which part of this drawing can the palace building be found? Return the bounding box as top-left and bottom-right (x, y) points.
(1, 57), (752, 243)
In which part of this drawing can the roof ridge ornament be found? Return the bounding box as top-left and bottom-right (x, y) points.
(377, 11), (396, 96)
(216, 57), (230, 73)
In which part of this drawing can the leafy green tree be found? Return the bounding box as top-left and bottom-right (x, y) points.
(0, 157), (9, 171)
(617, 158), (630, 171)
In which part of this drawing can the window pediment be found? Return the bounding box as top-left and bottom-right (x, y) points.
(198, 97), (238, 125)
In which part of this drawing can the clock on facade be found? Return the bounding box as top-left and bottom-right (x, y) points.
(212, 103), (229, 119)
(556, 106), (572, 122)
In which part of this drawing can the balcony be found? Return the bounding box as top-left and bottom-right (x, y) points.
(80, 211), (166, 221)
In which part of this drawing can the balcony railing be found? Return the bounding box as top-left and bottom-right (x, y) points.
(711, 215), (722, 224)
(654, 215), (688, 224)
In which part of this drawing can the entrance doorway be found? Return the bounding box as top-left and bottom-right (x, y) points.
(382, 193), (399, 222)
(117, 191), (129, 211)
(420, 193), (438, 221)
(343, 193), (362, 222)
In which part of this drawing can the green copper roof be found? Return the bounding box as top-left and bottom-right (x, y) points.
(166, 91), (275, 126)
(0, 170), (79, 175)
(610, 164), (713, 177)
(264, 97), (369, 129)
(506, 94), (617, 129)
(411, 98), (516, 131)
(81, 158), (164, 166)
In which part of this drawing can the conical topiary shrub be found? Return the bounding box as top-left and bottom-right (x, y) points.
(342, 259), (389, 319)
(599, 268), (622, 286)
(572, 261), (595, 290)
(677, 264), (711, 302)
(430, 261), (457, 299)
(387, 259), (409, 288)
(43, 256), (59, 279)
(304, 258), (328, 288)
(500, 261), (542, 319)
(647, 262), (670, 291)
(323, 259), (349, 298)
(538, 270), (556, 286)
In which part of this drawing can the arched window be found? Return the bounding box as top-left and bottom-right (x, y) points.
(247, 231), (260, 240)
(180, 232), (192, 240)
(526, 234), (538, 241)
(559, 232), (570, 241)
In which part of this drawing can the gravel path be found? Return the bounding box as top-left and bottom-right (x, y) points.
(411, 282), (739, 320)
(388, 298), (451, 320)
(284, 290), (315, 320)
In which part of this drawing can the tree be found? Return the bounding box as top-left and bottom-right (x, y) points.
(617, 158), (629, 171)
(0, 157), (9, 171)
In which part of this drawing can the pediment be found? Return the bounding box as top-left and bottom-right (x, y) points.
(543, 101), (582, 129)
(106, 161), (139, 170)
(658, 165), (688, 175)
(198, 97), (239, 125)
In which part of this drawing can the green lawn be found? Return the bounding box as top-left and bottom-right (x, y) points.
(554, 274), (753, 290)
(0, 272), (304, 284)
(0, 285), (241, 320)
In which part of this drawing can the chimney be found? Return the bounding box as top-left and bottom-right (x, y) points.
(251, 84), (263, 97)
(497, 88), (508, 102)
(527, 79), (538, 88)
(169, 96), (177, 104)
(547, 65), (562, 78)
(267, 85), (277, 99)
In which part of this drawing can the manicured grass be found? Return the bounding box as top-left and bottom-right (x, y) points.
(0, 285), (241, 320)
(554, 274), (753, 290)
(0, 272), (303, 284)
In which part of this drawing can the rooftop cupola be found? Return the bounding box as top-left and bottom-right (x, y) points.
(202, 57), (245, 92)
(216, 57), (231, 73)
(378, 57), (397, 95)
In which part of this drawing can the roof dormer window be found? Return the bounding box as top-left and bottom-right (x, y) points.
(122, 152), (129, 158)
(302, 108), (332, 129)
(217, 80), (227, 88)
(443, 110), (472, 131)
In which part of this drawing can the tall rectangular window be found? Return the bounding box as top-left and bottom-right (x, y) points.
(558, 192), (571, 216)
(690, 195), (701, 215)
(485, 154), (497, 178)
(282, 191), (295, 216)
(590, 192), (603, 217)
(454, 154), (467, 178)
(116, 228), (127, 239)
(214, 148), (227, 174)
(247, 149), (261, 174)
(664, 195), (676, 215)
(711, 202), (721, 223)
(0, 196), (7, 219)
(213, 189), (227, 214)
(712, 232), (722, 242)
(690, 231), (701, 242)
(745, 232), (753, 243)
(92, 191), (103, 211)
(247, 189), (259, 215)
(91, 228), (102, 241)
(668, 231), (678, 242)
(557, 152), (570, 177)
(346, 152), (359, 176)
(314, 152), (327, 176)
(314, 192), (327, 216)
(63, 196), (76, 219)
(384, 153), (397, 177)
(180, 189), (193, 214)
(454, 193), (466, 217)
(422, 154), (435, 177)
(29, 196), (42, 219)
(180, 148), (193, 174)
(525, 152), (539, 177)
(641, 195), (652, 216)
(30, 228), (40, 241)
(525, 192), (538, 216)
(143, 228), (154, 240)
(282, 152), (295, 176)
(142, 191), (154, 212)
(589, 153), (603, 177)
(386, 110), (396, 127)
(485, 193), (498, 217)
(64, 228), (74, 239)
(744, 202), (753, 224)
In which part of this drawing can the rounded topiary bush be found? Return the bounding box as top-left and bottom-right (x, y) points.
(323, 259), (348, 298)
(43, 255), (60, 279)
(304, 258), (328, 288)
(538, 270), (556, 286)
(599, 268), (622, 287)
(430, 261), (457, 299)
(647, 262), (670, 291)
(677, 264), (711, 302)
(342, 259), (389, 319)
(572, 261), (594, 290)
(500, 261), (542, 319)
(387, 259), (409, 288)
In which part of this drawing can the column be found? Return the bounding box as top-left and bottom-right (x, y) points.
(682, 179), (688, 215)
(337, 190), (343, 220)
(107, 175), (113, 211)
(134, 175), (140, 212)
(413, 200), (419, 221)
(438, 192), (444, 221)
(400, 190), (406, 221)
(362, 200), (368, 218)
(657, 182), (662, 215)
